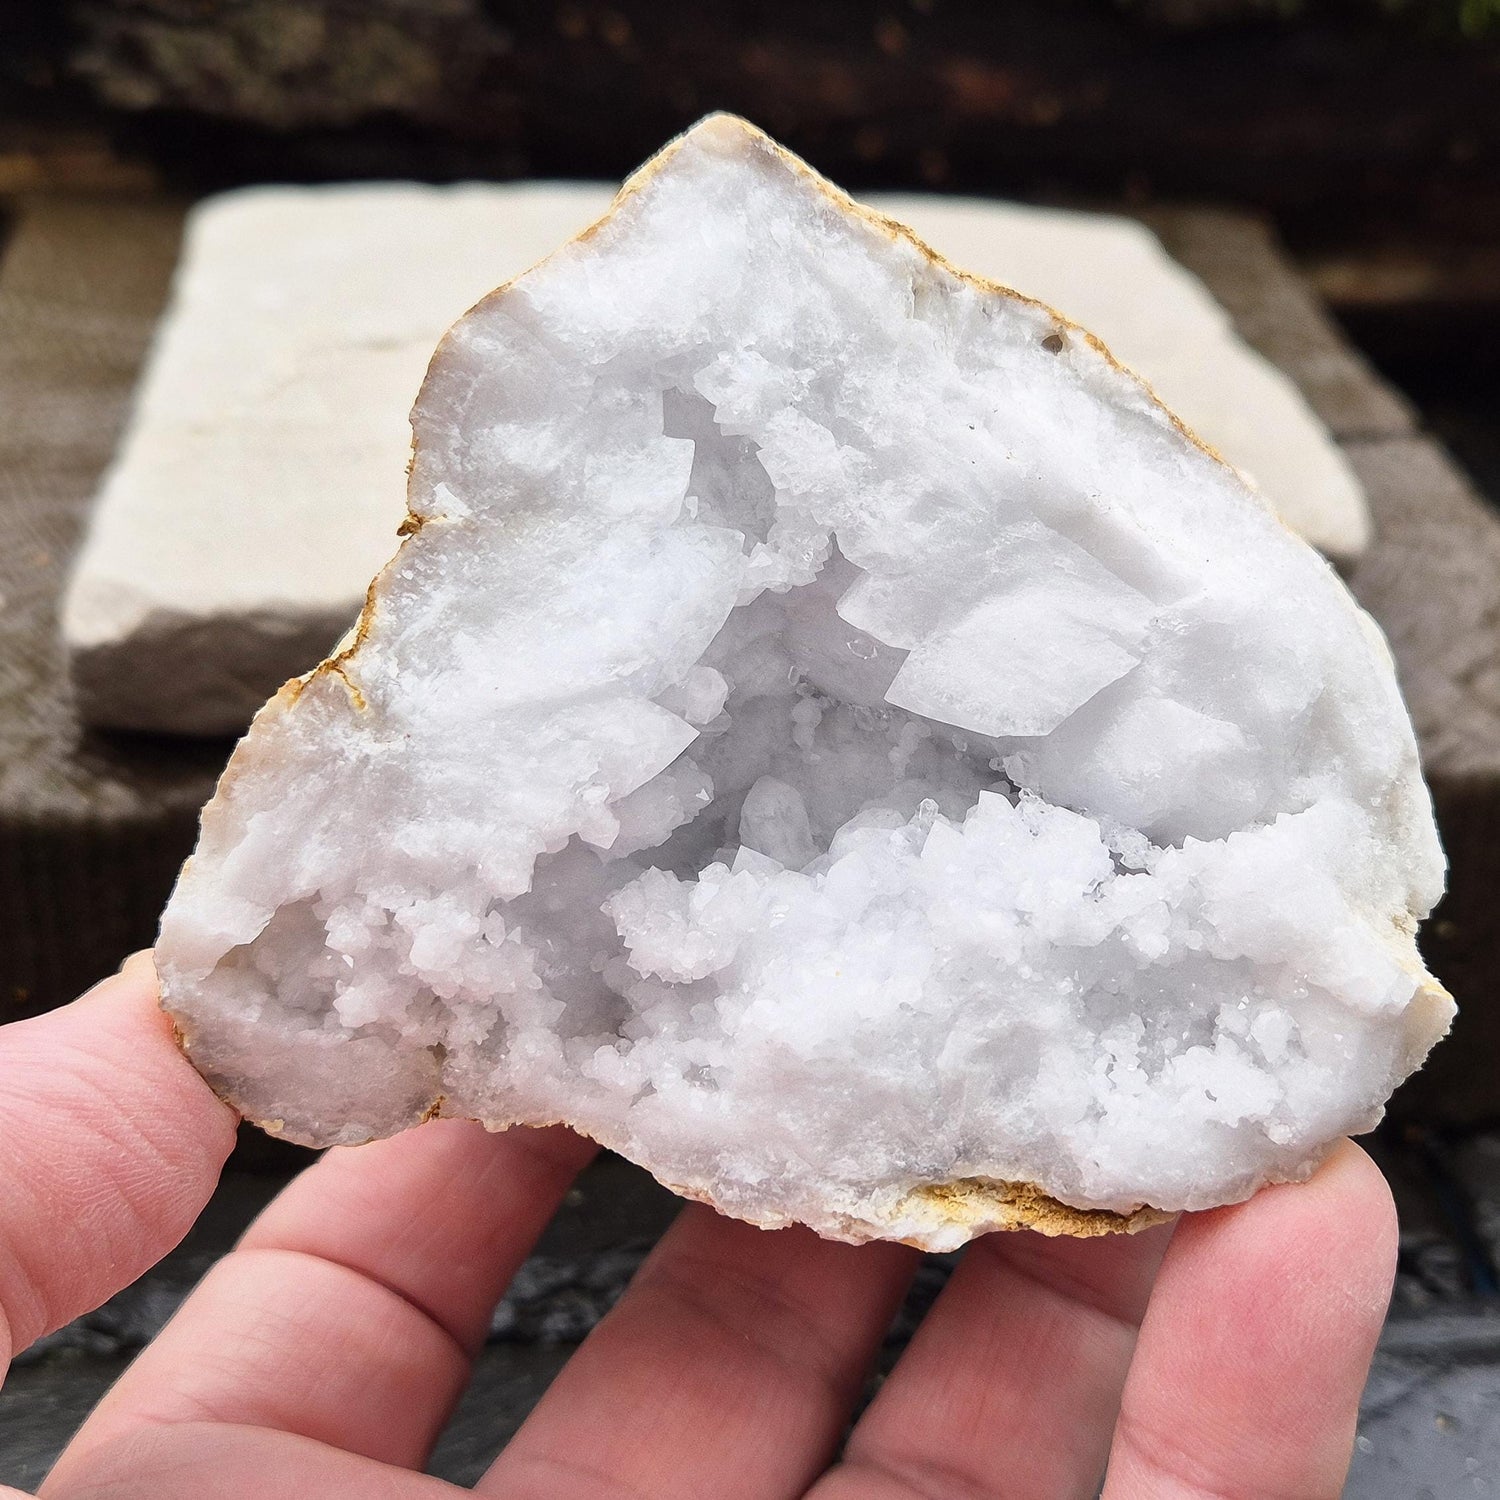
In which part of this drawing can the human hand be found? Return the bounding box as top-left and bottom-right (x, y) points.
(4, 956), (1396, 1499)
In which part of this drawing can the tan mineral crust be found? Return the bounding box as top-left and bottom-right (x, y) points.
(157, 117), (1450, 1248)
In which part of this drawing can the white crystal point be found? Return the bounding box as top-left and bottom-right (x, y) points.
(157, 114), (1451, 1248)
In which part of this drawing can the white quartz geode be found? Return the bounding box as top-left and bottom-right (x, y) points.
(158, 114), (1452, 1249)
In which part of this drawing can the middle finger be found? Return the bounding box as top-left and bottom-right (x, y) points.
(479, 1203), (918, 1500)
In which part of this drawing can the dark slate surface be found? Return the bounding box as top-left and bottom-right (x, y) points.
(1347, 1307), (1500, 1498)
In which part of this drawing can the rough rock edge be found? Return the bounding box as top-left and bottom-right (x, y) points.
(161, 113), (1451, 1244)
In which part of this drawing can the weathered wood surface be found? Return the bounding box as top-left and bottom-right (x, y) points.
(1, 191), (1497, 1119)
(0, 2), (1486, 239)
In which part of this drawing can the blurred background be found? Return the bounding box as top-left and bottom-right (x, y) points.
(1, 3), (1498, 1492)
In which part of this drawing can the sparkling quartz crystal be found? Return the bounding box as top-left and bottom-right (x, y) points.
(157, 115), (1451, 1249)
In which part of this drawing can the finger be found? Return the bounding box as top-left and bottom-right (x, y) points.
(1102, 1139), (1396, 1500)
(479, 1204), (919, 1500)
(812, 1216), (1175, 1500)
(41, 1421), (464, 1500)
(0, 953), (237, 1371)
(49, 1120), (596, 1481)
(237, 1117), (595, 1356)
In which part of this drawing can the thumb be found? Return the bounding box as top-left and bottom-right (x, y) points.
(0, 953), (237, 1379)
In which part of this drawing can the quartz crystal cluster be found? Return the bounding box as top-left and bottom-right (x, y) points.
(158, 115), (1451, 1248)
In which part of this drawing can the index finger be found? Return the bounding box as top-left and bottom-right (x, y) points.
(811, 1210), (1173, 1500)
(0, 953), (237, 1372)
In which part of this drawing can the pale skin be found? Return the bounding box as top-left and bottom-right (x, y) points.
(1, 954), (1396, 1500)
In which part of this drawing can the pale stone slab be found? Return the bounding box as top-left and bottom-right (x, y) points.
(62, 183), (614, 734)
(62, 181), (1373, 734)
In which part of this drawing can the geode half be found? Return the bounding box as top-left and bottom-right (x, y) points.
(157, 115), (1451, 1249)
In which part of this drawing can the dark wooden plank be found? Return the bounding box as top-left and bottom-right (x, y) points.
(9, 2), (1498, 242)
